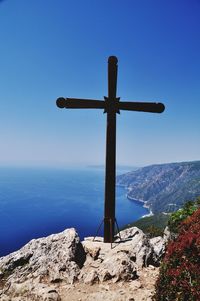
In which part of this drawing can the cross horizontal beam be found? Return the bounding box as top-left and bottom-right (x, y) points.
(56, 97), (165, 113)
(118, 101), (165, 113)
(56, 97), (105, 109)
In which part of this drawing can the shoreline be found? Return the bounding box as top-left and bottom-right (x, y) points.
(125, 190), (154, 218)
(117, 183), (153, 218)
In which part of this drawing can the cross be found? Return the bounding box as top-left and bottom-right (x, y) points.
(56, 56), (165, 243)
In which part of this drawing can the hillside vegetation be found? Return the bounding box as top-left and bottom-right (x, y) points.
(121, 213), (169, 237)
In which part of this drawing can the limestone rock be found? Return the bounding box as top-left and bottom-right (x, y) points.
(97, 251), (137, 282)
(149, 236), (166, 266)
(117, 227), (155, 268)
(0, 228), (85, 300)
(83, 270), (99, 284)
(163, 226), (171, 242)
(80, 227), (165, 285)
(0, 226), (165, 300)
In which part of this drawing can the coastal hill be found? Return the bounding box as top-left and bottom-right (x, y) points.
(117, 160), (200, 213)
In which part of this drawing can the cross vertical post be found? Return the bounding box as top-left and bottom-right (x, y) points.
(104, 56), (118, 242)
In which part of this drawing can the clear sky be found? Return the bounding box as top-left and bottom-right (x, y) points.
(0, 0), (200, 167)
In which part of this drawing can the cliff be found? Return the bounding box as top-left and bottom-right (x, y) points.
(117, 160), (200, 213)
(0, 227), (167, 301)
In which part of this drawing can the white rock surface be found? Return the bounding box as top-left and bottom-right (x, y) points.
(163, 226), (171, 241)
(0, 227), (166, 300)
(0, 228), (85, 300)
(149, 236), (166, 266)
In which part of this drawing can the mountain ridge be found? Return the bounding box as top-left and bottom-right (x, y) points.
(117, 160), (200, 213)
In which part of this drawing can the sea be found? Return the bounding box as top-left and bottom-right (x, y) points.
(0, 166), (148, 256)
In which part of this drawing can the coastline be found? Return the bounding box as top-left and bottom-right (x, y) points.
(125, 190), (154, 218)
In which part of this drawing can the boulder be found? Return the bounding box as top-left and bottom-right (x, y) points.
(116, 227), (155, 268)
(163, 226), (171, 242)
(80, 227), (166, 284)
(97, 251), (137, 282)
(0, 228), (85, 300)
(149, 236), (166, 266)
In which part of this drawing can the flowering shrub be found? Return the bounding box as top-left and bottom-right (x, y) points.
(153, 207), (200, 301)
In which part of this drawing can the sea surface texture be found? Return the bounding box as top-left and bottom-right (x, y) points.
(0, 167), (148, 256)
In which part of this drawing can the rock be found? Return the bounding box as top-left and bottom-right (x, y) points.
(118, 227), (154, 268)
(38, 286), (61, 301)
(98, 251), (137, 282)
(83, 244), (101, 260)
(0, 228), (85, 300)
(84, 237), (103, 242)
(163, 226), (171, 242)
(83, 270), (99, 285)
(80, 226), (165, 285)
(0, 226), (165, 300)
(149, 236), (166, 265)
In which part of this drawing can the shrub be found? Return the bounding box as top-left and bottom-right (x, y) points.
(145, 225), (163, 238)
(153, 207), (200, 301)
(121, 213), (169, 237)
(168, 198), (200, 234)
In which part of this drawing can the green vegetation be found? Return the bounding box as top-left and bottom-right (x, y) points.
(121, 213), (169, 237)
(168, 197), (200, 234)
(121, 198), (200, 239)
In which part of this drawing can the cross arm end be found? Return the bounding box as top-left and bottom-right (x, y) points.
(56, 97), (66, 108)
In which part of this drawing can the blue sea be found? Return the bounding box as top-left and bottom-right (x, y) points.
(0, 166), (148, 256)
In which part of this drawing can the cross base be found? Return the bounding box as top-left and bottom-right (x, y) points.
(93, 217), (122, 248)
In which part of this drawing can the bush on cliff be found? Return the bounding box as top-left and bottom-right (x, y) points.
(168, 197), (200, 235)
(153, 206), (200, 301)
(121, 213), (169, 237)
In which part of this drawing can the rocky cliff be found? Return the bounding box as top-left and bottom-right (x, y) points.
(0, 227), (167, 301)
(117, 160), (200, 213)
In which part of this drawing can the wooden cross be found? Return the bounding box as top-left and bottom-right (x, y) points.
(56, 56), (165, 243)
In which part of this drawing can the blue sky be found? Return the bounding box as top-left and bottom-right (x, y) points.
(0, 0), (200, 167)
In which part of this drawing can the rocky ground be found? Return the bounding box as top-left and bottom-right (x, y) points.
(0, 227), (168, 301)
(59, 266), (159, 301)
